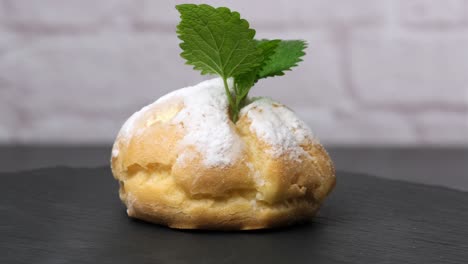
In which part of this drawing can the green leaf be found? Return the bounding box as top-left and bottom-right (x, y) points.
(258, 40), (307, 79)
(255, 39), (281, 70)
(233, 39), (281, 119)
(175, 4), (308, 123)
(235, 71), (256, 99)
(176, 4), (263, 79)
(235, 39), (280, 96)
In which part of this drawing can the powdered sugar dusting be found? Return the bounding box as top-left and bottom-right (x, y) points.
(112, 147), (119, 158)
(115, 78), (243, 167)
(172, 78), (243, 167)
(240, 98), (316, 160)
(113, 78), (315, 167)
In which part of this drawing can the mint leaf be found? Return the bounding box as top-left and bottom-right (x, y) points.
(176, 4), (263, 79)
(235, 40), (280, 95)
(230, 70), (255, 122)
(258, 40), (307, 79)
(233, 39), (281, 120)
(233, 39), (305, 115)
(255, 39), (281, 71)
(176, 4), (308, 123)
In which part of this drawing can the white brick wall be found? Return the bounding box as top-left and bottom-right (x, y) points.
(286, 0), (387, 25)
(293, 105), (419, 145)
(136, 0), (387, 27)
(399, 0), (467, 25)
(252, 29), (347, 109)
(3, 0), (133, 30)
(0, 0), (467, 146)
(135, 0), (291, 27)
(351, 29), (468, 106)
(414, 111), (468, 144)
(0, 81), (17, 142)
(0, 29), (17, 54)
(0, 33), (204, 143)
(0, 33), (202, 112)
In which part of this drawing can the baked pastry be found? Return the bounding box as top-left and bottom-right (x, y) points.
(111, 78), (335, 230)
(111, 3), (336, 230)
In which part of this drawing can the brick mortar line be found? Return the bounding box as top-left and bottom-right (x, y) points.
(333, 24), (356, 105)
(4, 22), (106, 35)
(1, 14), (384, 35)
(132, 19), (383, 33)
(352, 103), (468, 113)
(401, 23), (468, 32)
(0, 22), (384, 37)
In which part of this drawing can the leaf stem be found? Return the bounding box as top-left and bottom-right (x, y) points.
(223, 78), (238, 123)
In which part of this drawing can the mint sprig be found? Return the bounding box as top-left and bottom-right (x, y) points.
(176, 4), (306, 122)
(258, 40), (307, 79)
(233, 39), (280, 121)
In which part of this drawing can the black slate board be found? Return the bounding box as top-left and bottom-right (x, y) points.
(1, 167), (468, 264)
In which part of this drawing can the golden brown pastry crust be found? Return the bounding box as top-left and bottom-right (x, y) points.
(111, 85), (335, 230)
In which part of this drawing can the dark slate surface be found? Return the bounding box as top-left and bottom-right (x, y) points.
(1, 167), (468, 264)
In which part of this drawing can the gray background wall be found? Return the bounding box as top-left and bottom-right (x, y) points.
(0, 0), (467, 146)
